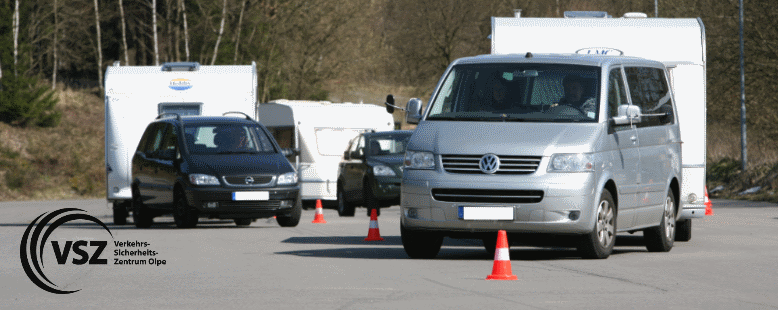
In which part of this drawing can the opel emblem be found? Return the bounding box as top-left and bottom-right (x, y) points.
(245, 176), (254, 184)
(479, 154), (500, 174)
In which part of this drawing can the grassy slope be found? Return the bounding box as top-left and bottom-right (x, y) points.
(0, 85), (776, 203)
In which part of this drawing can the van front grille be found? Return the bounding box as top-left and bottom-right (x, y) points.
(441, 154), (542, 175)
(222, 175), (275, 187)
(432, 188), (544, 203)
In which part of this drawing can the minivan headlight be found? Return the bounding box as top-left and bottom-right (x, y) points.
(548, 153), (594, 172)
(373, 165), (397, 177)
(277, 172), (298, 186)
(189, 174), (220, 185)
(404, 151), (435, 169)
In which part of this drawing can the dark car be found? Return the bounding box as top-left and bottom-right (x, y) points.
(336, 130), (413, 216)
(120, 112), (301, 228)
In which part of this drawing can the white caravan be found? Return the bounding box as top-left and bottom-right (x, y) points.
(257, 100), (394, 207)
(105, 61), (257, 222)
(490, 11), (707, 239)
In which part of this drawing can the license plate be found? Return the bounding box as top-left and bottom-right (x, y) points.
(232, 191), (269, 201)
(458, 206), (514, 220)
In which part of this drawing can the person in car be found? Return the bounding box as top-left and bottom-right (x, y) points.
(214, 127), (249, 152)
(555, 75), (596, 115)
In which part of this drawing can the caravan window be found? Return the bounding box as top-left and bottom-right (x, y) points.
(426, 63), (600, 122)
(158, 103), (202, 116)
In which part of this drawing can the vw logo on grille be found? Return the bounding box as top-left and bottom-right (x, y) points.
(479, 154), (500, 174)
(245, 176), (254, 184)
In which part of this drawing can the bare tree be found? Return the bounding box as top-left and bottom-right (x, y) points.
(233, 0), (247, 64)
(152, 0), (159, 65)
(52, 0), (59, 89)
(13, 0), (20, 76)
(94, 0), (103, 93)
(119, 0), (130, 65)
(181, 0), (190, 61)
(211, 0), (228, 65)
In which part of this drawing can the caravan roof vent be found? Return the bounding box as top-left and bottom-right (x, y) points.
(623, 12), (648, 18)
(161, 62), (200, 72)
(563, 11), (611, 18)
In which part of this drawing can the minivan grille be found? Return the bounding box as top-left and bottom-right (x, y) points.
(222, 175), (275, 187)
(441, 154), (542, 175)
(432, 188), (544, 203)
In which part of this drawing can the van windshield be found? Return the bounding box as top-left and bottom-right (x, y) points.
(183, 123), (277, 155)
(426, 64), (601, 122)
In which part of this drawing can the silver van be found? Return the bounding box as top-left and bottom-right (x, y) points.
(391, 53), (681, 259)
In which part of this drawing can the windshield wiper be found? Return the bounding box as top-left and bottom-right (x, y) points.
(217, 151), (260, 154)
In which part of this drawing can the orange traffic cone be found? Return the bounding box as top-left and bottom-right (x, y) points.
(486, 230), (517, 280)
(704, 186), (714, 216)
(364, 209), (384, 241)
(312, 199), (327, 224)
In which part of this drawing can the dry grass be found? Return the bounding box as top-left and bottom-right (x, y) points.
(0, 84), (105, 201)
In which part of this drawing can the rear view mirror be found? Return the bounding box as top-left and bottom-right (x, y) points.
(406, 98), (423, 124)
(612, 105), (642, 125)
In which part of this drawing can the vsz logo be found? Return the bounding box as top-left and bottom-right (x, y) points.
(20, 208), (113, 294)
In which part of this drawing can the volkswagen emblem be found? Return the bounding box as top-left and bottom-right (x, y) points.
(479, 154), (500, 174)
(245, 176), (254, 184)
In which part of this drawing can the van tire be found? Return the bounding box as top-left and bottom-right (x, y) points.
(578, 190), (616, 259)
(132, 188), (153, 228)
(234, 219), (252, 226)
(173, 191), (198, 228)
(364, 179), (380, 217)
(337, 186), (355, 217)
(675, 219), (692, 242)
(277, 198), (302, 227)
(644, 190), (676, 252)
(113, 201), (129, 225)
(401, 224), (443, 259)
(482, 233), (498, 257)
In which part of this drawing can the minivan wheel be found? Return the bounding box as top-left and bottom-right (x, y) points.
(482, 233), (498, 257)
(277, 198), (302, 227)
(337, 186), (355, 217)
(578, 190), (616, 259)
(234, 219), (252, 226)
(132, 188), (153, 228)
(644, 190), (676, 252)
(113, 201), (129, 225)
(401, 224), (443, 259)
(364, 179), (380, 217)
(173, 192), (198, 228)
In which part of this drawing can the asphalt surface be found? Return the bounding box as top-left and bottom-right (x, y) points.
(1, 198), (777, 309)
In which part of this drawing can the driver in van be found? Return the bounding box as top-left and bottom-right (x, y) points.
(214, 127), (249, 152)
(553, 75), (597, 116)
(482, 73), (511, 111)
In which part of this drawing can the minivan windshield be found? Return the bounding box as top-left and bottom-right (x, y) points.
(184, 123), (277, 155)
(426, 63), (601, 123)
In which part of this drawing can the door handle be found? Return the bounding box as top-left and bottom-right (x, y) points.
(630, 136), (637, 143)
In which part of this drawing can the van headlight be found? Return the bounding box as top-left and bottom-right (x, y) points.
(548, 153), (594, 172)
(277, 172), (298, 186)
(404, 151), (435, 169)
(189, 174), (220, 185)
(373, 165), (397, 177)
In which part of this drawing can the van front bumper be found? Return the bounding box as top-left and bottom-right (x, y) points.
(185, 185), (300, 219)
(400, 170), (599, 235)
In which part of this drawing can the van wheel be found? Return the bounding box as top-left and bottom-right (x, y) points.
(277, 198), (302, 227)
(336, 186), (355, 217)
(401, 224), (443, 259)
(482, 232), (498, 257)
(578, 190), (616, 259)
(132, 188), (154, 228)
(675, 219), (692, 242)
(234, 219), (252, 227)
(644, 190), (676, 252)
(173, 191), (198, 228)
(113, 201), (129, 225)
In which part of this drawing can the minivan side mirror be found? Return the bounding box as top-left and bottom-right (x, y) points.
(281, 148), (300, 157)
(158, 148), (177, 160)
(611, 105), (642, 125)
(406, 98), (423, 124)
(349, 150), (364, 160)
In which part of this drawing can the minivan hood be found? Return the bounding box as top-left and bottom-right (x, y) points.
(188, 153), (294, 176)
(409, 121), (604, 156)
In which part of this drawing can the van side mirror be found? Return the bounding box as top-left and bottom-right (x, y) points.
(350, 149), (364, 160)
(281, 148), (300, 157)
(406, 98), (423, 124)
(611, 105), (642, 125)
(158, 149), (176, 160)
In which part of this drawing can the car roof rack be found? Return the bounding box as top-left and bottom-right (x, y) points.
(223, 111), (253, 121)
(156, 113), (181, 120)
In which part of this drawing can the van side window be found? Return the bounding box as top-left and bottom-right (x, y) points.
(607, 68), (628, 118)
(157, 124), (178, 159)
(625, 67), (675, 126)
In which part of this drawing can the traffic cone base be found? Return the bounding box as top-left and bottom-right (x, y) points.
(486, 230), (517, 280)
(365, 209), (384, 241)
(312, 199), (327, 223)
